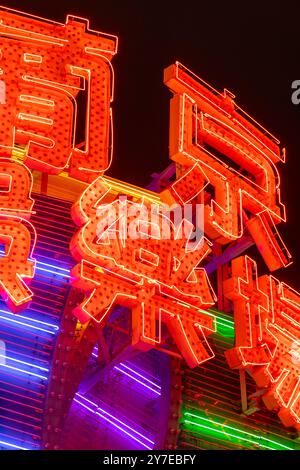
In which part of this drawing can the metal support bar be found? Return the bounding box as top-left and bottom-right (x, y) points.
(41, 172), (48, 194)
(205, 235), (254, 275)
(78, 344), (139, 394)
(147, 163), (176, 191)
(96, 328), (111, 364)
(239, 369), (248, 413)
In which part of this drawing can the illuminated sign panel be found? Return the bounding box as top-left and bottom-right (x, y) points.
(70, 177), (216, 367)
(0, 158), (35, 311)
(164, 62), (291, 271)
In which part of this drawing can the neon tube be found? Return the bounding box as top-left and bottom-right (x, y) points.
(184, 419), (276, 450)
(96, 407), (154, 445)
(92, 350), (161, 394)
(0, 249), (71, 278)
(93, 347), (160, 387)
(178, 303), (235, 336)
(35, 265), (71, 277)
(118, 363), (161, 389)
(32, 260), (70, 273)
(114, 365), (160, 395)
(74, 397), (152, 450)
(0, 311), (58, 335)
(0, 309), (59, 330)
(75, 393), (154, 450)
(0, 354), (49, 372)
(92, 349), (158, 383)
(0, 440), (30, 450)
(0, 363), (48, 380)
(95, 410), (153, 450)
(77, 393), (154, 444)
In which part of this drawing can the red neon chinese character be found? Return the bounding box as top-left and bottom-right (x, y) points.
(163, 62), (291, 271)
(70, 177), (217, 367)
(0, 159), (36, 311)
(0, 220), (35, 312)
(224, 255), (300, 430)
(0, 7), (117, 182)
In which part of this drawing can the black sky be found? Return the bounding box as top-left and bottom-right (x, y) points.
(1, 0), (300, 288)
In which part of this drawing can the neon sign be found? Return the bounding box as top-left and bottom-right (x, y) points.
(0, 6), (299, 432)
(70, 177), (216, 367)
(164, 62), (291, 271)
(0, 7), (117, 182)
(224, 255), (300, 430)
(0, 158), (36, 311)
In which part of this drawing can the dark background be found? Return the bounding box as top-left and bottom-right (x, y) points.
(1, 0), (300, 287)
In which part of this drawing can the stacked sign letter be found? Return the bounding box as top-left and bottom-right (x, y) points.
(164, 62), (299, 428)
(70, 177), (217, 367)
(0, 8), (117, 182)
(163, 62), (291, 271)
(0, 159), (35, 311)
(224, 256), (300, 430)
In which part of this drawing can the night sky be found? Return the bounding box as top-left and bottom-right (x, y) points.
(1, 0), (300, 288)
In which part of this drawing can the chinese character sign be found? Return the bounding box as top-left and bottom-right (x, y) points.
(0, 6), (299, 433)
(224, 255), (300, 430)
(0, 158), (36, 311)
(163, 62), (291, 272)
(70, 176), (217, 367)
